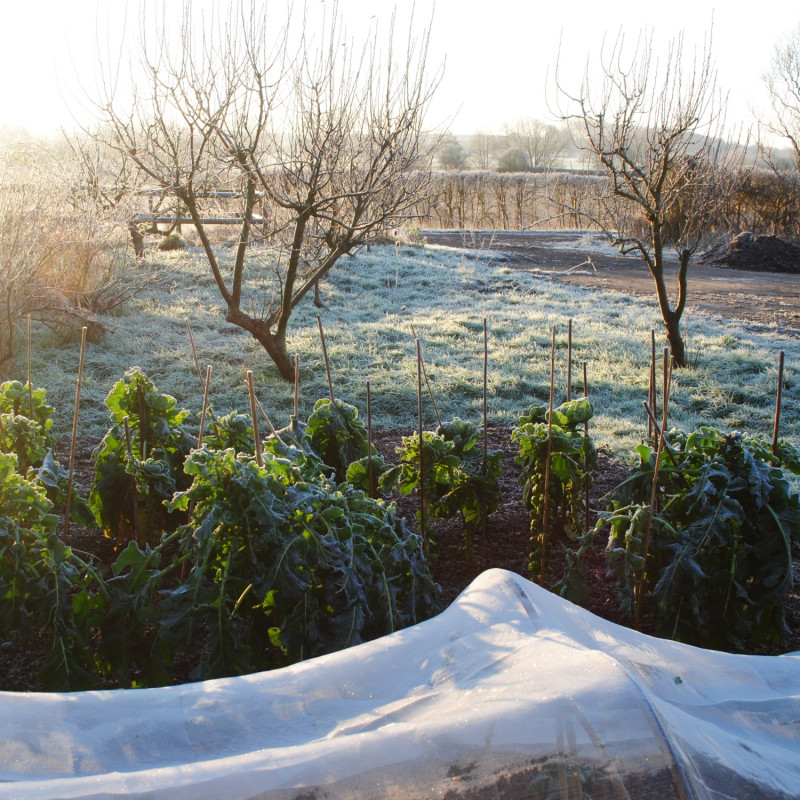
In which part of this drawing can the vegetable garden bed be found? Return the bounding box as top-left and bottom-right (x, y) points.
(2, 423), (797, 693)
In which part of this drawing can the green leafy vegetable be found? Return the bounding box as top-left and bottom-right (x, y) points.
(89, 368), (194, 546)
(165, 445), (439, 678)
(391, 418), (502, 558)
(512, 398), (597, 578)
(564, 426), (800, 651)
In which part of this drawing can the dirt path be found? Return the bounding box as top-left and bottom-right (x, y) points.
(421, 230), (800, 335)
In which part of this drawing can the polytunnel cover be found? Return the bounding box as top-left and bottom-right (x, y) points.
(1, 569), (799, 799)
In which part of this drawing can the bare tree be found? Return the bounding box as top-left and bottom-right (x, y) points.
(764, 25), (800, 171)
(468, 129), (495, 170)
(503, 117), (568, 171)
(90, 2), (438, 379)
(761, 24), (800, 234)
(555, 30), (743, 367)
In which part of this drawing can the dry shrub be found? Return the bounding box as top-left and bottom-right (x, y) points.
(0, 145), (152, 367)
(415, 170), (607, 231)
(157, 232), (187, 251)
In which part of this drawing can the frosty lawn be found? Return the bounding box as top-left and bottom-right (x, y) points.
(26, 241), (800, 465)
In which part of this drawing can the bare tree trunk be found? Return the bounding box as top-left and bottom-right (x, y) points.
(664, 319), (686, 369)
(225, 308), (295, 380)
(555, 30), (743, 369)
(648, 247), (690, 368)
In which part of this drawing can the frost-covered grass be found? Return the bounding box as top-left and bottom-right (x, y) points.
(20, 241), (800, 465)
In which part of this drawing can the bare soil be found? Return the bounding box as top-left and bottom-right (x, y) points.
(422, 230), (800, 336)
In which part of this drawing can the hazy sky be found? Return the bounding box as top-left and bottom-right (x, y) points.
(0, 0), (795, 140)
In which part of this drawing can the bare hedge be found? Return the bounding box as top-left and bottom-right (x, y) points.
(414, 168), (799, 241)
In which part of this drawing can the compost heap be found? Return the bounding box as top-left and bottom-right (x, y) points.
(698, 231), (800, 273)
(1, 569), (799, 800)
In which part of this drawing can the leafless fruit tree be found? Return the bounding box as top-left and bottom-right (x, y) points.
(90, 2), (439, 379)
(555, 30), (743, 367)
(762, 24), (800, 234)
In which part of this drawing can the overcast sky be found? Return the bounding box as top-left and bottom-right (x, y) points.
(0, 0), (795, 141)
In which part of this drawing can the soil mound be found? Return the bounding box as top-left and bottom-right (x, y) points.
(698, 232), (800, 273)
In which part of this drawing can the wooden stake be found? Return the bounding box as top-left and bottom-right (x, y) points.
(416, 338), (426, 544)
(636, 356), (674, 631)
(411, 323), (442, 429)
(482, 318), (489, 566)
(247, 370), (262, 466)
(539, 325), (556, 585)
(197, 365), (212, 447)
(773, 350), (785, 455)
(63, 326), (88, 540)
(483, 318), (489, 473)
(254, 395), (279, 437)
(294, 354), (300, 418)
(317, 315), (335, 403)
(26, 314), (33, 417)
(367, 380), (375, 499)
(583, 361), (590, 535)
(649, 330), (656, 440)
(567, 318), (573, 401)
(185, 318), (204, 388)
(122, 416), (134, 459)
(121, 415), (141, 545)
(136, 383), (146, 455)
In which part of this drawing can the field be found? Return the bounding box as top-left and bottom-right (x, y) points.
(3, 233), (800, 691)
(25, 236), (800, 454)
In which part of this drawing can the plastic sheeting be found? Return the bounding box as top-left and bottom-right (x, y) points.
(1, 568), (799, 799)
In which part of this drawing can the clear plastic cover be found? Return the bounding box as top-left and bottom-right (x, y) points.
(2, 569), (798, 799)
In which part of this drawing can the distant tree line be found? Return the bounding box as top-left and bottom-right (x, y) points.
(434, 120), (576, 173)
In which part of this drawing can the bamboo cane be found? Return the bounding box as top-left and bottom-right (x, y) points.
(773, 350), (785, 455)
(247, 370), (262, 466)
(482, 318), (489, 566)
(583, 361), (590, 535)
(197, 365), (212, 447)
(410, 323), (443, 430)
(294, 354), (300, 419)
(26, 314), (33, 417)
(185, 318), (204, 388)
(121, 415), (142, 545)
(367, 380), (375, 499)
(567, 318), (573, 401)
(317, 315), (335, 403)
(539, 325), (556, 585)
(63, 326), (88, 540)
(649, 330), (656, 440)
(636, 355), (674, 631)
(416, 338), (426, 546)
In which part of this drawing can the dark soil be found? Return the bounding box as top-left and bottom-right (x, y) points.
(698, 231), (800, 273)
